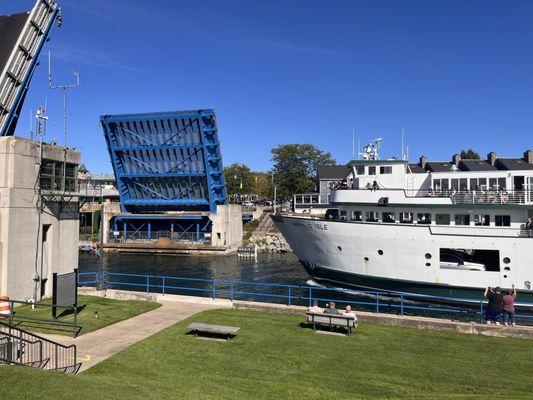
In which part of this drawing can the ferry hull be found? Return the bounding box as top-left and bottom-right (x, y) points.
(272, 214), (533, 305)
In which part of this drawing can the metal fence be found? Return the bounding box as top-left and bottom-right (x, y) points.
(0, 322), (79, 373)
(78, 272), (533, 325)
(4, 299), (78, 338)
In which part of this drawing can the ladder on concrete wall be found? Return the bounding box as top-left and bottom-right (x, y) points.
(0, 322), (80, 374)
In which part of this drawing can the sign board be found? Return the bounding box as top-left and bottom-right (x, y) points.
(52, 269), (78, 318)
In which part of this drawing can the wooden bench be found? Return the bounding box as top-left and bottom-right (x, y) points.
(306, 312), (358, 334)
(186, 323), (240, 340)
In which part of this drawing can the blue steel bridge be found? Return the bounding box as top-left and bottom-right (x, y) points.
(101, 110), (229, 244)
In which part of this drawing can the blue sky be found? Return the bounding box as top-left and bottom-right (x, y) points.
(3, 0), (533, 173)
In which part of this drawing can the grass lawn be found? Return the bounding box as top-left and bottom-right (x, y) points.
(1, 309), (532, 399)
(11, 295), (160, 336)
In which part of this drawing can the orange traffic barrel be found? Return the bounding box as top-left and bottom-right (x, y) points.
(0, 296), (10, 319)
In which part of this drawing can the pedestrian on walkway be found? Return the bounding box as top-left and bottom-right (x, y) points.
(502, 284), (517, 327)
(483, 287), (503, 325)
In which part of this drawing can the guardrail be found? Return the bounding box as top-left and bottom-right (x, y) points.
(4, 299), (78, 338)
(77, 272), (533, 325)
(0, 322), (79, 373)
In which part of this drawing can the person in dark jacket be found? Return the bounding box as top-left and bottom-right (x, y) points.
(484, 287), (503, 325)
(323, 301), (340, 314)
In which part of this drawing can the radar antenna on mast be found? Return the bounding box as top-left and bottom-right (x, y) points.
(359, 137), (383, 160)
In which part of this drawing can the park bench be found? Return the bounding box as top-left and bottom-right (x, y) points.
(306, 312), (358, 334)
(186, 323), (239, 340)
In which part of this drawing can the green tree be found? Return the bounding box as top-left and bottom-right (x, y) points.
(271, 144), (335, 199)
(252, 172), (273, 200)
(460, 149), (481, 159)
(224, 163), (254, 196)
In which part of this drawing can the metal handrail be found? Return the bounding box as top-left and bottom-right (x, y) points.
(78, 271), (533, 324)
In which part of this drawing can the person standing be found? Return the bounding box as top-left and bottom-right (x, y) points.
(483, 287), (503, 325)
(502, 284), (517, 327)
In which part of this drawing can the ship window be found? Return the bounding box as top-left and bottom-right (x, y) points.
(451, 179), (459, 191)
(425, 253), (432, 259)
(475, 214), (490, 226)
(454, 214), (470, 226)
(495, 215), (511, 227)
(337, 246), (343, 252)
(366, 211), (379, 222)
(459, 179), (468, 191)
(351, 211), (362, 221)
(382, 212), (395, 223)
(503, 257), (511, 264)
(435, 214), (450, 225)
(340, 210), (347, 221)
(417, 213), (431, 224)
(378, 249), (384, 255)
(368, 166), (376, 175)
(440, 248), (500, 271)
(433, 179), (441, 190)
(355, 165), (365, 175)
(380, 166), (392, 174)
(400, 212), (413, 223)
(478, 178), (487, 190)
(498, 178), (506, 190)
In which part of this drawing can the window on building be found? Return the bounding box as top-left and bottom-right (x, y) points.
(478, 178), (487, 190)
(399, 212), (413, 223)
(495, 215), (511, 227)
(436, 214), (451, 225)
(417, 213), (431, 224)
(355, 166), (365, 175)
(459, 179), (468, 191)
(382, 212), (395, 223)
(39, 160), (78, 192)
(366, 211), (379, 222)
(351, 211), (362, 221)
(455, 214), (470, 226)
(475, 214), (490, 226)
(380, 166), (392, 174)
(368, 166), (376, 175)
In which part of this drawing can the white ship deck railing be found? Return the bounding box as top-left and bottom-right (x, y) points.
(406, 189), (532, 206)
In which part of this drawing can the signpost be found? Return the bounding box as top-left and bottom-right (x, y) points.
(52, 269), (78, 319)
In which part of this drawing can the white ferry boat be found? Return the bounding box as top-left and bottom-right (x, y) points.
(273, 142), (533, 304)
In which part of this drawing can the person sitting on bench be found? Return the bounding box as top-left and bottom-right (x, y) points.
(323, 301), (340, 314)
(343, 305), (357, 320)
(307, 300), (323, 313)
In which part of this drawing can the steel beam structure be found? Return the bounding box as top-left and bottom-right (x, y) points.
(0, 0), (60, 136)
(101, 109), (228, 213)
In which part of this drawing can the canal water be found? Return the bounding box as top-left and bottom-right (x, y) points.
(79, 252), (310, 286)
(79, 252), (533, 325)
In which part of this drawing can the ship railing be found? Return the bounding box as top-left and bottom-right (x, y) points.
(77, 271), (533, 325)
(406, 189), (531, 205)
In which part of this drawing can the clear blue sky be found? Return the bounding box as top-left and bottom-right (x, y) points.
(4, 0), (533, 173)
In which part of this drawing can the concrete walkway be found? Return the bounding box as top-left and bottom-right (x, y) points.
(42, 300), (223, 372)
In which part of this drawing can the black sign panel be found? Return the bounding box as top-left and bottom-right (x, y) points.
(52, 269), (78, 318)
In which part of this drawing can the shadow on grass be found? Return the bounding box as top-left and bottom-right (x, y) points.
(56, 304), (86, 318)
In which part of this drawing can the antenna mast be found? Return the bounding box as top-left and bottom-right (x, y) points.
(48, 51), (80, 192)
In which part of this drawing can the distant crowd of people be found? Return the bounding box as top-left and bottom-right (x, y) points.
(484, 285), (517, 327)
(307, 301), (357, 320)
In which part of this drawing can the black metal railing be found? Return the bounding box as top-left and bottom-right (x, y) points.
(0, 322), (80, 373)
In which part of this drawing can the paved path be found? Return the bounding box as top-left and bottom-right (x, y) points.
(43, 301), (221, 372)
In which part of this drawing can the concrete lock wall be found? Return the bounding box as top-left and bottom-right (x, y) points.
(210, 204), (243, 251)
(0, 136), (80, 301)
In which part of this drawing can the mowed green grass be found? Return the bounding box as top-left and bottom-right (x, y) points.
(1, 309), (532, 399)
(11, 295), (160, 336)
